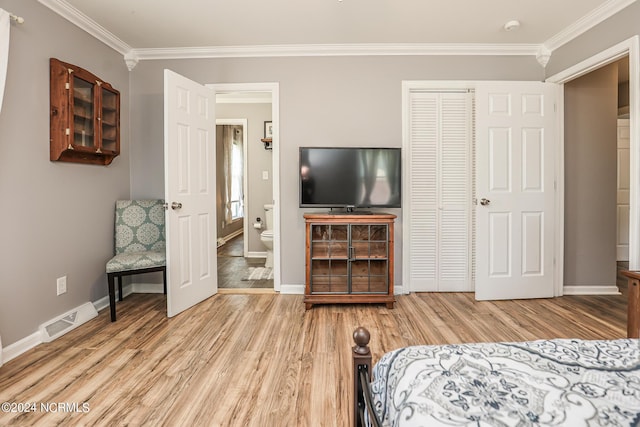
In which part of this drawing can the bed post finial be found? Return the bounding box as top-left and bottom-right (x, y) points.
(353, 327), (370, 354)
(353, 327), (372, 427)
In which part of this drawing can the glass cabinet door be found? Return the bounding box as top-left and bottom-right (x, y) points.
(350, 224), (389, 293)
(100, 86), (119, 153)
(310, 224), (349, 294)
(72, 76), (95, 148)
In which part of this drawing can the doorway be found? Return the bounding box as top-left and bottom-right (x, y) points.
(548, 36), (639, 295)
(211, 86), (279, 290)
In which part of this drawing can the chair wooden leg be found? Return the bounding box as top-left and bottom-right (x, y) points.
(118, 275), (123, 301)
(108, 273), (117, 322)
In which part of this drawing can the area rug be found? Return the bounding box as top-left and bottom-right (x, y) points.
(241, 267), (273, 281)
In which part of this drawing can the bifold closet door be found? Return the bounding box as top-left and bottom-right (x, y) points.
(407, 91), (472, 292)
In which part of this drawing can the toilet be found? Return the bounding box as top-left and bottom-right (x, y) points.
(260, 204), (274, 269)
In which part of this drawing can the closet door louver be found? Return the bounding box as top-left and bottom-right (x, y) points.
(408, 91), (472, 291)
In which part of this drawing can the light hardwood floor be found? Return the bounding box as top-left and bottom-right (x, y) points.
(0, 291), (628, 426)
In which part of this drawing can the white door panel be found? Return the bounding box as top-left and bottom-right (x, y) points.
(164, 69), (217, 317)
(476, 82), (556, 300)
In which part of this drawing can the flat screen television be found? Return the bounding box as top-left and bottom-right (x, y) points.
(299, 147), (401, 210)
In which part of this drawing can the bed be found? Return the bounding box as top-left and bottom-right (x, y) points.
(352, 327), (640, 427)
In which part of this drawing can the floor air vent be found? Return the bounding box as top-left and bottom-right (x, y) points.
(39, 302), (98, 342)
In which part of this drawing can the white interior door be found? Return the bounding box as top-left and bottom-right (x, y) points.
(475, 82), (557, 300)
(164, 69), (217, 317)
(617, 118), (630, 261)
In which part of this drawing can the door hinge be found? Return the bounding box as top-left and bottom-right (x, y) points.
(65, 82), (69, 90)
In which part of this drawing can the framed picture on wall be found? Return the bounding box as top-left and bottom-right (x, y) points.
(264, 121), (273, 139)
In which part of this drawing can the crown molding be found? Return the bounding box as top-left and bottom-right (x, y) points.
(543, 0), (638, 51)
(39, 0), (638, 65)
(37, 0), (132, 55)
(130, 43), (540, 60)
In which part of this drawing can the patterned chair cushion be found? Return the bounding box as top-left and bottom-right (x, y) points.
(114, 200), (166, 254)
(108, 200), (166, 274)
(106, 250), (166, 273)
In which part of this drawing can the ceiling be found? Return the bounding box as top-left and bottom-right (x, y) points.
(35, 0), (636, 64)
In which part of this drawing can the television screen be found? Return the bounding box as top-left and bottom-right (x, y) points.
(299, 147), (401, 208)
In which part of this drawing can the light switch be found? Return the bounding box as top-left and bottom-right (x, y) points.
(262, 171), (269, 180)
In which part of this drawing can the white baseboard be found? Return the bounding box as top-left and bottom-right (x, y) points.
(562, 285), (621, 295)
(2, 330), (43, 365)
(245, 251), (267, 259)
(92, 284), (134, 312)
(132, 282), (165, 294)
(279, 284), (305, 294)
(394, 285), (407, 295)
(217, 228), (244, 247)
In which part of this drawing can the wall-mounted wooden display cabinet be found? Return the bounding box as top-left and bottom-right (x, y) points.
(49, 58), (120, 165)
(304, 213), (396, 309)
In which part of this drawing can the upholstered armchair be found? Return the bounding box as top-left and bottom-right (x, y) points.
(106, 200), (166, 321)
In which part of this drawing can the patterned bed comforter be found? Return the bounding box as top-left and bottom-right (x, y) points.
(368, 339), (640, 426)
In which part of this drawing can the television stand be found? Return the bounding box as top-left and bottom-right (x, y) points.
(303, 212), (396, 309)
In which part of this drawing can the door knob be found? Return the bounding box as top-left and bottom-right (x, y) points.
(171, 202), (182, 210)
(480, 198), (491, 206)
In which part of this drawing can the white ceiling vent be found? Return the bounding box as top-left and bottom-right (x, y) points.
(39, 302), (98, 342)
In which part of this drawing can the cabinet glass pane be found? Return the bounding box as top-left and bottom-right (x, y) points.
(311, 224), (329, 240)
(369, 276), (388, 293)
(329, 242), (348, 258)
(351, 276), (369, 293)
(311, 274), (348, 294)
(352, 242), (370, 259)
(311, 260), (330, 276)
(370, 225), (387, 241)
(311, 224), (348, 241)
(73, 77), (94, 148)
(101, 88), (118, 152)
(311, 259), (348, 294)
(330, 225), (348, 240)
(312, 242), (329, 258)
(351, 260), (370, 277)
(370, 242), (387, 258)
(331, 260), (348, 275)
(370, 260), (387, 276)
(351, 225), (370, 240)
(311, 276), (331, 293)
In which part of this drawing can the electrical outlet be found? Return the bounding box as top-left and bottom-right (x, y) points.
(56, 276), (67, 296)
(262, 171), (269, 180)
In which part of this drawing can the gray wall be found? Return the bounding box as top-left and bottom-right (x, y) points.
(563, 63), (619, 286)
(128, 55), (543, 287)
(216, 103), (272, 253)
(0, 1), (131, 346)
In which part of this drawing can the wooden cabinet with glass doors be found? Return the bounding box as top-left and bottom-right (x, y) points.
(49, 58), (120, 165)
(304, 213), (395, 309)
